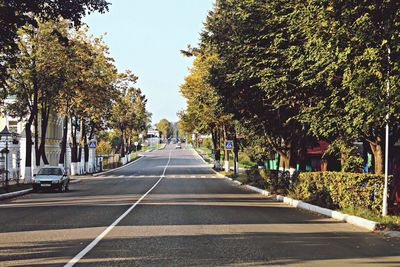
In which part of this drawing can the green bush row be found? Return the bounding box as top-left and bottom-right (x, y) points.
(289, 172), (391, 212)
(244, 169), (298, 194)
(241, 169), (393, 213)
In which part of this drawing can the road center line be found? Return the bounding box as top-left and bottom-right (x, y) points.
(64, 150), (172, 267)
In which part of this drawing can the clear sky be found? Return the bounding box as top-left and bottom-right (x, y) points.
(83, 0), (215, 125)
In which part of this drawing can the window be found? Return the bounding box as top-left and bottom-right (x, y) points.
(8, 121), (18, 133)
(38, 168), (63, 175)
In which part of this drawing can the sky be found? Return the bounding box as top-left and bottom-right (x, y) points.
(83, 0), (215, 125)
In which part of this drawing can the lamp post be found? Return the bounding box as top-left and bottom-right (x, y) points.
(0, 126), (12, 191)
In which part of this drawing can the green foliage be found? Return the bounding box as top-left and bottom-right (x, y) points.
(242, 169), (298, 195)
(202, 137), (213, 150)
(96, 140), (112, 155)
(198, 0), (400, 174)
(0, 0), (109, 90)
(156, 119), (173, 140)
(342, 156), (364, 173)
(290, 172), (391, 212)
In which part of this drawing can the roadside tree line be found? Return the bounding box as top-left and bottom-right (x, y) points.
(1, 2), (150, 178)
(179, 0), (400, 175)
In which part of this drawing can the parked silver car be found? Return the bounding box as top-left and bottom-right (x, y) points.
(33, 167), (70, 192)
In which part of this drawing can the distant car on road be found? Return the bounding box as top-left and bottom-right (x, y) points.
(175, 144), (182, 149)
(33, 167), (70, 192)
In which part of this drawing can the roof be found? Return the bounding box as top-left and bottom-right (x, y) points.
(307, 141), (330, 155)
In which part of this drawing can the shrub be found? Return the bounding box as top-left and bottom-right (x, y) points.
(202, 138), (213, 150)
(289, 172), (391, 212)
(244, 168), (298, 194)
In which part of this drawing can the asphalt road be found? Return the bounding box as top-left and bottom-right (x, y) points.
(0, 145), (400, 267)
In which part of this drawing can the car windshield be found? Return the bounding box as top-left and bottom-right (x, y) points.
(38, 168), (62, 175)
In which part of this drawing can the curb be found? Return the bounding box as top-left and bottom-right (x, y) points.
(192, 148), (213, 167)
(93, 156), (144, 177)
(275, 195), (379, 231)
(0, 188), (32, 201)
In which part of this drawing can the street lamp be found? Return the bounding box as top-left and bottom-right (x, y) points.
(0, 126), (12, 191)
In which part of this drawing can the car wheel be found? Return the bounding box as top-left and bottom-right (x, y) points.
(60, 183), (66, 193)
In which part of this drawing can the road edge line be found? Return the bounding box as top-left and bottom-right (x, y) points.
(64, 150), (172, 267)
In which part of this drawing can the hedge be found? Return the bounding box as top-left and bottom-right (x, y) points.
(289, 172), (392, 212)
(244, 169), (298, 194)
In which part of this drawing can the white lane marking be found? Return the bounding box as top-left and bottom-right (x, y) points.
(201, 176), (206, 178)
(190, 175), (195, 178)
(64, 150), (172, 267)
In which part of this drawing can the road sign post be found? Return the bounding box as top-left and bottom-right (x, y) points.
(224, 140), (233, 172)
(225, 140), (233, 150)
(134, 141), (139, 152)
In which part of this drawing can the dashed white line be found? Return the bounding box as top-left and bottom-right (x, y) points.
(64, 150), (173, 267)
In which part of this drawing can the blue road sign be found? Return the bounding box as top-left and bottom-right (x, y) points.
(225, 140), (233, 150)
(88, 140), (97, 149)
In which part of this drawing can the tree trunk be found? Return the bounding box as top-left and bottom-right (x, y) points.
(279, 151), (290, 170)
(78, 119), (84, 162)
(233, 132), (239, 174)
(278, 145), (297, 172)
(34, 105), (40, 167)
(211, 127), (221, 169)
(120, 129), (125, 157)
(70, 116), (78, 175)
(59, 115), (68, 166)
(24, 120), (34, 182)
(84, 124), (89, 169)
(369, 138), (383, 175)
(39, 104), (50, 165)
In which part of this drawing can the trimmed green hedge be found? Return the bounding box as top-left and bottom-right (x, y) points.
(244, 169), (298, 194)
(289, 172), (391, 212)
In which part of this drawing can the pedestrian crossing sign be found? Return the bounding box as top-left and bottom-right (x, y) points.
(225, 140), (233, 150)
(88, 140), (97, 149)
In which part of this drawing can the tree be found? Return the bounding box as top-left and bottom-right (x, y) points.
(6, 19), (73, 179)
(0, 0), (109, 91)
(295, 1), (400, 174)
(156, 119), (172, 141)
(201, 0), (316, 171)
(179, 47), (232, 168)
(110, 73), (150, 157)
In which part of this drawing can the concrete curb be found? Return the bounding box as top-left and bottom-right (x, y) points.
(0, 188), (32, 201)
(245, 184), (271, 196)
(192, 148), (213, 167)
(275, 195), (379, 231)
(93, 156), (144, 177)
